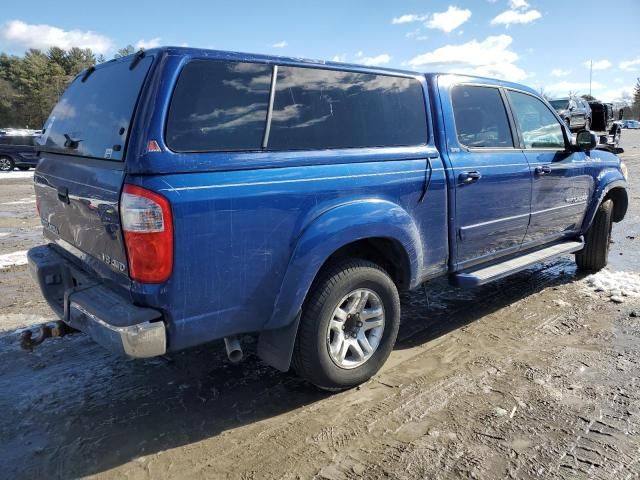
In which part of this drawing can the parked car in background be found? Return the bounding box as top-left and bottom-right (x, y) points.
(27, 47), (628, 390)
(589, 102), (615, 131)
(0, 130), (41, 171)
(549, 98), (591, 131)
(622, 119), (640, 129)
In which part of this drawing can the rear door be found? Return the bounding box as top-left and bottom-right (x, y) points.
(442, 83), (532, 270)
(35, 55), (153, 283)
(505, 89), (593, 246)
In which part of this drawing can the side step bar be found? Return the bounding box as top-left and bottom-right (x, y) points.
(453, 240), (584, 287)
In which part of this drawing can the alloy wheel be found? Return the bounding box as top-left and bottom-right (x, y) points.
(326, 288), (385, 369)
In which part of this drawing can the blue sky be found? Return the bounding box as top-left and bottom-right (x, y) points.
(1, 0), (639, 102)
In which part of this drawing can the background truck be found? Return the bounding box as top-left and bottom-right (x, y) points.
(27, 47), (628, 390)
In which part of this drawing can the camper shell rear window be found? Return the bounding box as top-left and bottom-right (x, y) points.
(39, 56), (153, 161)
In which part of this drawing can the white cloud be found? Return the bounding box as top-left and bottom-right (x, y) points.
(596, 87), (634, 103)
(407, 35), (527, 81)
(392, 14), (428, 24)
(135, 37), (161, 50)
(457, 62), (527, 81)
(271, 41), (288, 48)
(545, 81), (605, 96)
(585, 59), (612, 70)
(551, 68), (570, 77)
(620, 58), (640, 71)
(426, 6), (472, 33)
(509, 0), (529, 9)
(360, 54), (392, 66)
(408, 34), (515, 66)
(491, 8), (541, 25)
(0, 19), (113, 54)
(332, 54), (347, 63)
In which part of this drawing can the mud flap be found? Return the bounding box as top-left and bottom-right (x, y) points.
(257, 312), (301, 372)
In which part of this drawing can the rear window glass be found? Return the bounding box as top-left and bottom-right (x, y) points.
(39, 56), (152, 161)
(451, 85), (514, 148)
(268, 67), (427, 150)
(166, 60), (272, 152)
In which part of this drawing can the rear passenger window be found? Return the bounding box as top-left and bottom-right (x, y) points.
(451, 85), (513, 148)
(268, 67), (427, 150)
(167, 60), (272, 152)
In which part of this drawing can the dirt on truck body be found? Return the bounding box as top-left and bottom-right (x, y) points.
(1, 130), (640, 479)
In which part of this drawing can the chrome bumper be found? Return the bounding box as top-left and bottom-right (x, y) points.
(28, 244), (166, 358)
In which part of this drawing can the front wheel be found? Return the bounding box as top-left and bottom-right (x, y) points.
(292, 258), (400, 390)
(576, 199), (613, 272)
(0, 156), (15, 172)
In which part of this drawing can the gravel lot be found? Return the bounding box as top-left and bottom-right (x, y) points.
(1, 130), (639, 479)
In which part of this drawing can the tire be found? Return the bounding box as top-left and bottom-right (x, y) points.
(292, 258), (400, 391)
(576, 199), (613, 272)
(17, 166), (30, 171)
(0, 156), (15, 172)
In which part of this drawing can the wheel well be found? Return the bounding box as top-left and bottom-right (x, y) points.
(318, 237), (411, 290)
(604, 187), (628, 222)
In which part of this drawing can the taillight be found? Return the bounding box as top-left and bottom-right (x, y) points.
(121, 184), (173, 283)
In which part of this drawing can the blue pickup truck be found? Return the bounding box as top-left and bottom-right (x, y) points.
(27, 47), (628, 390)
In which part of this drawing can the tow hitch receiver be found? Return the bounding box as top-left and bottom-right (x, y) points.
(20, 321), (77, 351)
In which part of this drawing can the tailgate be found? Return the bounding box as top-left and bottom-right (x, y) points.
(35, 156), (129, 278)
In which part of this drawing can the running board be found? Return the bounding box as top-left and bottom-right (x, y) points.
(453, 240), (584, 287)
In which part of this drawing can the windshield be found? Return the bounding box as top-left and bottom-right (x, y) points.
(549, 99), (569, 110)
(39, 56), (152, 161)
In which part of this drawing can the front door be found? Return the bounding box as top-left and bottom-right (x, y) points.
(444, 83), (532, 270)
(505, 89), (593, 246)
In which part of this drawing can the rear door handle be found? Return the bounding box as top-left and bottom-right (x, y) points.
(459, 171), (482, 184)
(534, 165), (552, 176)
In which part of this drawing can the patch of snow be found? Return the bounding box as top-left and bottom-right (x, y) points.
(0, 232), (9, 238)
(583, 269), (640, 302)
(0, 170), (34, 181)
(0, 250), (28, 269)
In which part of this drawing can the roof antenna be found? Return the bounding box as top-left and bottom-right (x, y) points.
(129, 49), (145, 71)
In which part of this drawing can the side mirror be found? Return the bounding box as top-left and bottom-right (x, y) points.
(575, 130), (597, 151)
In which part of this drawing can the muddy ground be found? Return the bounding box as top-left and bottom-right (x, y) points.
(1, 131), (640, 479)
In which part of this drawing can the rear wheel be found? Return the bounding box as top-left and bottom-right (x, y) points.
(292, 258), (400, 391)
(576, 199), (613, 272)
(0, 156), (14, 172)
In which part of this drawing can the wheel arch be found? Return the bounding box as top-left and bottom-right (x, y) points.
(582, 176), (628, 232)
(256, 199), (422, 371)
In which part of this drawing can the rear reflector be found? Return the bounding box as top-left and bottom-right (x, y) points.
(121, 184), (173, 283)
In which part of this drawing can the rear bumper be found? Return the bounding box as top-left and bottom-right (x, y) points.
(27, 244), (166, 358)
